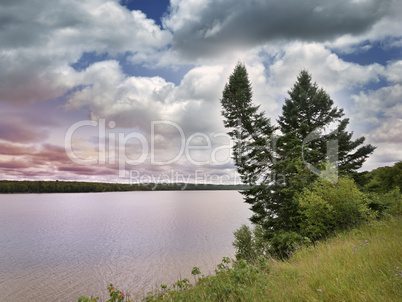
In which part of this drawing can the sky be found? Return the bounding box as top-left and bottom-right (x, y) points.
(0, 0), (401, 184)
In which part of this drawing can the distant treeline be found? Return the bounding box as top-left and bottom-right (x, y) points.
(354, 161), (402, 193)
(0, 180), (249, 194)
(1, 161), (399, 194)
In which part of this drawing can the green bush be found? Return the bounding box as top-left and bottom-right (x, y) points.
(365, 188), (402, 217)
(268, 230), (305, 258)
(233, 225), (269, 262)
(297, 176), (374, 242)
(382, 187), (402, 216)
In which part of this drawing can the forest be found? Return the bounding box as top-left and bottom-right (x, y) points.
(0, 180), (248, 194)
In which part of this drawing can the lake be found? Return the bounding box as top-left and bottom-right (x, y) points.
(0, 191), (251, 301)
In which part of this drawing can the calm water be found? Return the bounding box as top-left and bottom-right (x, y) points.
(0, 191), (251, 301)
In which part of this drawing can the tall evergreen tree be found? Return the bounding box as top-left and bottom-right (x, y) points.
(220, 66), (376, 257)
(277, 70), (375, 176)
(221, 62), (276, 185)
(220, 62), (278, 234)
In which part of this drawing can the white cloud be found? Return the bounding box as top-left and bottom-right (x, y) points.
(66, 62), (233, 134)
(384, 60), (402, 83)
(352, 83), (402, 124)
(268, 42), (384, 94)
(0, 0), (172, 104)
(66, 60), (176, 129)
(349, 78), (402, 169)
(369, 118), (402, 143)
(1, 0), (401, 180)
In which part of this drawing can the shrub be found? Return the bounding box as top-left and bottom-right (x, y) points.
(298, 176), (374, 242)
(233, 224), (269, 261)
(382, 187), (402, 216)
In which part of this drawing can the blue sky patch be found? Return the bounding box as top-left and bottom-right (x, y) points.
(120, 0), (171, 27)
(70, 52), (110, 71)
(334, 39), (402, 66)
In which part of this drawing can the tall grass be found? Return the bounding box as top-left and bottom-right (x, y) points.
(144, 215), (402, 301)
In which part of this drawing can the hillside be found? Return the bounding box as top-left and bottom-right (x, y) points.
(141, 215), (402, 302)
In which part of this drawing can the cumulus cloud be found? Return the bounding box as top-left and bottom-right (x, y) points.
(369, 119), (402, 143)
(164, 0), (391, 59)
(349, 64), (402, 168)
(352, 82), (402, 126)
(66, 60), (176, 129)
(1, 0), (401, 182)
(66, 61), (234, 134)
(0, 0), (172, 104)
(268, 42), (384, 93)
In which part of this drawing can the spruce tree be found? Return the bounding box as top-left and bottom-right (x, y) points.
(277, 70), (375, 176)
(221, 62), (276, 185)
(220, 62), (277, 231)
(220, 66), (376, 257)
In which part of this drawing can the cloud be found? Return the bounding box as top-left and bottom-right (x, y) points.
(0, 0), (401, 182)
(0, 141), (119, 180)
(66, 60), (177, 129)
(328, 0), (402, 52)
(0, 0), (172, 104)
(352, 82), (402, 126)
(368, 118), (402, 143)
(267, 42), (384, 94)
(348, 67), (402, 169)
(66, 61), (234, 134)
(0, 117), (49, 143)
(164, 0), (391, 59)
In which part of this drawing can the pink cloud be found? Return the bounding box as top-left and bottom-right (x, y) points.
(0, 119), (48, 143)
(0, 141), (123, 180)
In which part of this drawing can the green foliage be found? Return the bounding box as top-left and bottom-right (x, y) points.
(384, 187), (402, 215)
(78, 284), (131, 302)
(233, 225), (255, 261)
(143, 257), (269, 302)
(0, 180), (248, 194)
(220, 61), (276, 186)
(268, 230), (305, 258)
(298, 176), (374, 242)
(277, 70), (375, 175)
(366, 187), (402, 217)
(140, 216), (402, 301)
(78, 296), (99, 302)
(353, 161), (402, 217)
(191, 266), (201, 276)
(233, 224), (270, 262)
(363, 161), (402, 194)
(220, 66), (375, 258)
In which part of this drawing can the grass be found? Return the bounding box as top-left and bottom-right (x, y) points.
(143, 215), (402, 302)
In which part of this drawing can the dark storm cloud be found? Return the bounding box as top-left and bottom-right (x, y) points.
(168, 0), (390, 59)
